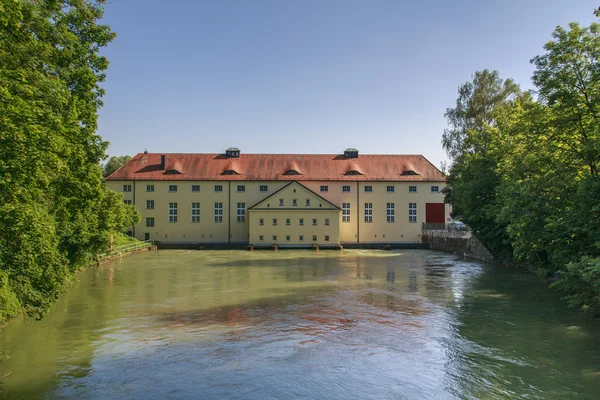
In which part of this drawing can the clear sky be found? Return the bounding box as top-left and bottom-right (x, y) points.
(98, 0), (599, 168)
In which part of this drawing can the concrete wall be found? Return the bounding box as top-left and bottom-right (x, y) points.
(425, 230), (494, 263)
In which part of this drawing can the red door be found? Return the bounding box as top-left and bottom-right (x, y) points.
(426, 203), (445, 223)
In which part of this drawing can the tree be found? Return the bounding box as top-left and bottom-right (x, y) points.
(103, 155), (131, 178)
(0, 0), (138, 320)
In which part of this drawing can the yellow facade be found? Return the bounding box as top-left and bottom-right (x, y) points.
(105, 179), (450, 247)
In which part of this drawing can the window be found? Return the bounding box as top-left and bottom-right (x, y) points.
(299, 218), (304, 226)
(279, 199), (284, 206)
(409, 185), (417, 193)
(387, 203), (395, 223)
(272, 235), (277, 241)
(409, 203), (417, 223)
(192, 185), (200, 192)
(364, 185), (372, 192)
(286, 218), (291, 226)
(146, 200), (154, 209)
(122, 184), (132, 192)
(272, 218), (277, 226)
(320, 185), (328, 192)
(325, 235), (330, 242)
(144, 233), (150, 241)
(259, 218), (264, 226)
(168, 202), (178, 223)
(299, 235), (304, 241)
(365, 203), (373, 222)
(145, 217), (154, 227)
(169, 185), (177, 193)
(325, 218), (330, 226)
(123, 200), (132, 205)
(236, 203), (245, 222)
(312, 235), (317, 242)
(286, 235), (291, 241)
(146, 185), (154, 192)
(260, 185), (268, 192)
(237, 185), (245, 192)
(192, 202), (200, 223)
(259, 235), (264, 241)
(214, 202), (223, 223)
(342, 203), (351, 223)
(387, 185), (395, 193)
(305, 199), (311, 206)
(312, 218), (317, 226)
(342, 185), (351, 192)
(214, 185), (223, 192)
(292, 199), (297, 206)
(431, 186), (440, 193)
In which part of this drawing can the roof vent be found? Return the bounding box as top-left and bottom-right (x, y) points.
(345, 170), (363, 176)
(226, 148), (240, 158)
(222, 169), (240, 175)
(344, 148), (359, 159)
(283, 170), (301, 175)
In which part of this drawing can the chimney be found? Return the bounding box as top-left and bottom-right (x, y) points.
(160, 155), (166, 170)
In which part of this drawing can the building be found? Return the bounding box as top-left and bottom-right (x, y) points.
(105, 148), (450, 248)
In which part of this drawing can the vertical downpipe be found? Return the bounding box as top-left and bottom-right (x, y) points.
(228, 181), (231, 244)
(356, 181), (360, 244)
(132, 180), (136, 238)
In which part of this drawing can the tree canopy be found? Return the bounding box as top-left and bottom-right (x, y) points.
(103, 155), (132, 178)
(0, 0), (138, 320)
(444, 23), (600, 314)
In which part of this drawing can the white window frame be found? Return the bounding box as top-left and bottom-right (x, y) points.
(409, 203), (417, 223)
(260, 185), (268, 192)
(236, 203), (245, 222)
(192, 185), (200, 192)
(214, 202), (223, 223)
(146, 217), (154, 227)
(299, 235), (304, 241)
(123, 200), (132, 205)
(431, 186), (440, 193)
(259, 235), (264, 241)
(168, 202), (178, 223)
(324, 218), (330, 226)
(299, 218), (304, 226)
(312, 235), (317, 242)
(312, 218), (317, 226)
(292, 199), (297, 206)
(386, 185), (395, 193)
(146, 184), (154, 192)
(305, 199), (310, 206)
(409, 185), (417, 193)
(146, 200), (154, 209)
(365, 203), (373, 222)
(286, 218), (291, 226)
(192, 202), (200, 223)
(320, 185), (328, 192)
(342, 185), (351, 192)
(387, 203), (395, 223)
(259, 218), (264, 226)
(272, 218), (277, 226)
(237, 185), (245, 193)
(325, 235), (329, 242)
(279, 199), (284, 206)
(342, 203), (351, 223)
(168, 184), (177, 193)
(364, 185), (372, 192)
(214, 185), (223, 192)
(123, 184), (132, 192)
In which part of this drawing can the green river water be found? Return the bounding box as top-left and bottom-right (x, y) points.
(1, 250), (599, 399)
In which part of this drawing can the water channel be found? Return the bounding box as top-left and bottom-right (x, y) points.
(1, 250), (599, 399)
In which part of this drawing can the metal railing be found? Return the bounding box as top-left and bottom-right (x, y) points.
(99, 240), (152, 260)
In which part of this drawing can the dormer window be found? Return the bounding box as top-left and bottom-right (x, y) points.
(345, 170), (363, 176)
(164, 169), (181, 175)
(222, 169), (240, 175)
(283, 170), (301, 175)
(401, 170), (419, 176)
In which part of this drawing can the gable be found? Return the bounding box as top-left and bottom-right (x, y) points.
(249, 182), (340, 210)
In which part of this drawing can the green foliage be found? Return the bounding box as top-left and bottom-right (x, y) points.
(103, 155), (131, 178)
(0, 0), (139, 321)
(444, 23), (600, 314)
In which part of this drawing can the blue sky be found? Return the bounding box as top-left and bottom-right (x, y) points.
(98, 0), (599, 168)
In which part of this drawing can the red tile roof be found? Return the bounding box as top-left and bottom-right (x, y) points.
(105, 153), (446, 182)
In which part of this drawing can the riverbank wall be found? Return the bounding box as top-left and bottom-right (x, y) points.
(155, 242), (429, 250)
(98, 244), (157, 264)
(422, 230), (494, 263)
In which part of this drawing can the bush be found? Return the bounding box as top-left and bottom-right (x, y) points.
(551, 256), (600, 314)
